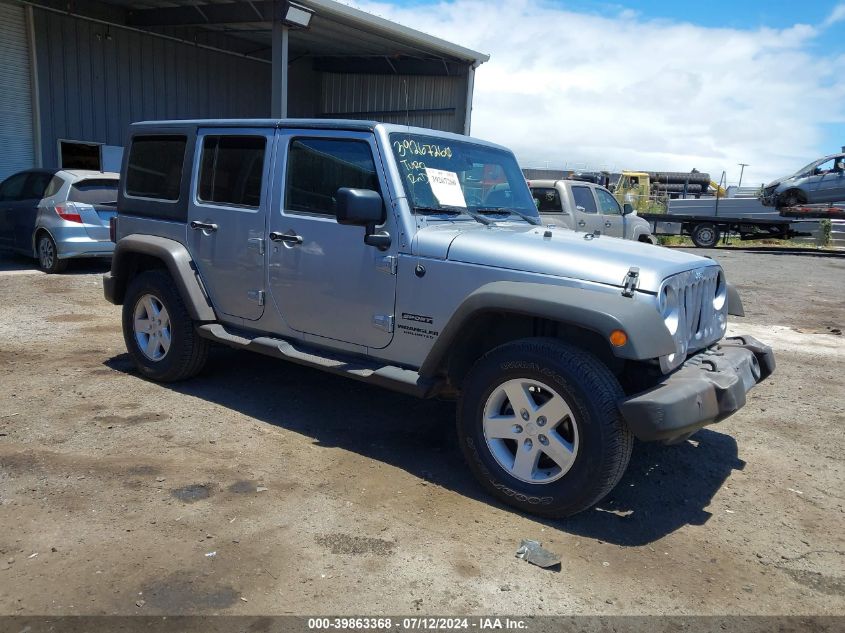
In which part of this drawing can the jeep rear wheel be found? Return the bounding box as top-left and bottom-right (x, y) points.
(457, 338), (633, 518)
(122, 270), (209, 382)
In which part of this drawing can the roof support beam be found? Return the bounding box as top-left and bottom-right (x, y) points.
(312, 57), (468, 76)
(463, 63), (477, 135)
(127, 1), (280, 27)
(271, 21), (289, 118)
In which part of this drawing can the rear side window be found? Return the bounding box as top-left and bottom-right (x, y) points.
(198, 136), (266, 208)
(125, 135), (187, 201)
(69, 180), (119, 205)
(532, 187), (563, 212)
(571, 186), (598, 214)
(285, 139), (380, 215)
(23, 172), (56, 200)
(44, 176), (64, 198)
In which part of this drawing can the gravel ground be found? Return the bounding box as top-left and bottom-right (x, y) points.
(0, 247), (843, 616)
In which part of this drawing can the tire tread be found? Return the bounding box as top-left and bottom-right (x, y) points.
(123, 270), (208, 382)
(458, 337), (633, 518)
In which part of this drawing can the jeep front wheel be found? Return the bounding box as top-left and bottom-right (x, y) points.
(122, 270), (209, 382)
(457, 338), (633, 518)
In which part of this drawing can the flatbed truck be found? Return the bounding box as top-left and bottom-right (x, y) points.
(639, 202), (844, 248)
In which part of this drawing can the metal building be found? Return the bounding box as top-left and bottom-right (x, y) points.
(0, 0), (488, 181)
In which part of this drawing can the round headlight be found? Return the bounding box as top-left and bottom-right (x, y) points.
(661, 286), (680, 335)
(713, 271), (727, 311)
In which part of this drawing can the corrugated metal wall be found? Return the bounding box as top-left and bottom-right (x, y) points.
(32, 8), (271, 168)
(320, 73), (467, 133)
(0, 1), (35, 182)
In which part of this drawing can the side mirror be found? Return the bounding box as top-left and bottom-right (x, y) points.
(623, 203), (634, 215)
(335, 187), (391, 251)
(336, 188), (384, 226)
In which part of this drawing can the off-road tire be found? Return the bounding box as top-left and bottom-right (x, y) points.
(457, 338), (633, 518)
(36, 232), (67, 274)
(691, 223), (721, 248)
(122, 270), (209, 382)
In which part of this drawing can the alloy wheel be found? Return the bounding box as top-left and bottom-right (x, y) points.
(482, 378), (580, 484)
(133, 294), (172, 361)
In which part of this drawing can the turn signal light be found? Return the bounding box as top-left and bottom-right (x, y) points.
(54, 203), (82, 223)
(609, 330), (628, 347)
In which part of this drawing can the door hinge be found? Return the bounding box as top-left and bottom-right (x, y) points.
(621, 266), (640, 297)
(247, 237), (265, 255)
(248, 289), (265, 306)
(372, 314), (394, 333)
(375, 255), (398, 275)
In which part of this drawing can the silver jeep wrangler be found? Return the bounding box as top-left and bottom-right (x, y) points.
(104, 119), (774, 518)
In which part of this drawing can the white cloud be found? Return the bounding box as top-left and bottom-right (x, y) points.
(354, 0), (845, 185)
(824, 3), (845, 26)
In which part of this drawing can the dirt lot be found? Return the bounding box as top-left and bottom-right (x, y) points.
(0, 247), (843, 616)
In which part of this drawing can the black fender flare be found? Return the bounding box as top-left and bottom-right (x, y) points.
(726, 282), (744, 317)
(103, 235), (216, 322)
(419, 281), (676, 379)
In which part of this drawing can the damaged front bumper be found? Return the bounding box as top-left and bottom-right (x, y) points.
(759, 188), (780, 207)
(619, 336), (775, 443)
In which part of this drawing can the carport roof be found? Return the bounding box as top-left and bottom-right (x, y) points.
(93, 0), (489, 66)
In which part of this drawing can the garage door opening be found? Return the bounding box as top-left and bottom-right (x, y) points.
(59, 140), (102, 170)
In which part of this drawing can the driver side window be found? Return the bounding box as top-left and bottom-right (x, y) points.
(813, 159), (835, 176)
(596, 188), (622, 215)
(285, 138), (380, 216)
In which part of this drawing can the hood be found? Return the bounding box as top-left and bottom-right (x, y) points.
(413, 222), (715, 293)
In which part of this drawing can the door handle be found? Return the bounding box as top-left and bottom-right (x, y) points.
(269, 231), (303, 245)
(605, 221), (613, 227)
(577, 220), (586, 227)
(190, 220), (218, 232)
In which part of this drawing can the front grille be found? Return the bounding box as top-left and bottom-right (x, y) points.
(681, 269), (719, 348)
(660, 266), (726, 371)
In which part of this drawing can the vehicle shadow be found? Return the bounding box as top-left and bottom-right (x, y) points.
(105, 346), (744, 546)
(0, 251), (111, 274)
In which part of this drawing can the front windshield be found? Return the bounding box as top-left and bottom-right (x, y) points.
(790, 158), (825, 179)
(389, 132), (538, 220)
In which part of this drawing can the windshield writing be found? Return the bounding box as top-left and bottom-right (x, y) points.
(389, 133), (538, 221)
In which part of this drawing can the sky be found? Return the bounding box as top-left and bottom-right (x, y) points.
(351, 0), (845, 186)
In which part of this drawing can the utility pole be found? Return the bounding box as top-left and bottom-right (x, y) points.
(737, 163), (749, 188)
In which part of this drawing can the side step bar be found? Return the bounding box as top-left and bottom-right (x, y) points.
(196, 323), (439, 398)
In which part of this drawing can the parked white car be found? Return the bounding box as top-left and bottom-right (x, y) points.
(0, 169), (119, 272)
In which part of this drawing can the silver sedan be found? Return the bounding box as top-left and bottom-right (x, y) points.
(0, 169), (119, 272)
